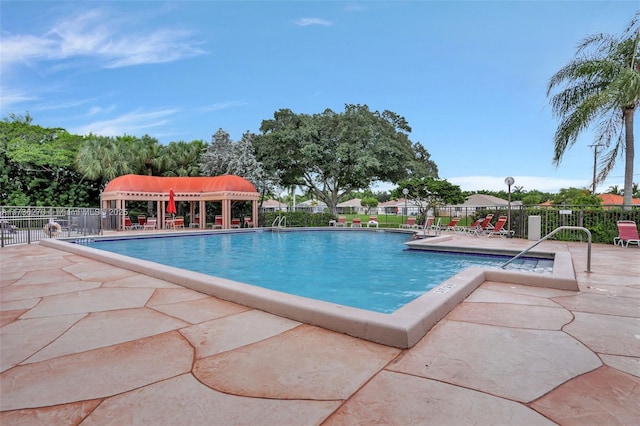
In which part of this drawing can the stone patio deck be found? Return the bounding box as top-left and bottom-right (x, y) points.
(1, 233), (638, 425)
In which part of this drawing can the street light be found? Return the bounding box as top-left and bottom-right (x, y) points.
(504, 177), (514, 235)
(402, 188), (409, 226)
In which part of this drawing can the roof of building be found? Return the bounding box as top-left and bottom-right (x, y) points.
(103, 174), (257, 194)
(598, 193), (640, 205)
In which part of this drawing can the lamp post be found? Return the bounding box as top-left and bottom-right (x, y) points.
(504, 177), (514, 235)
(402, 188), (409, 226)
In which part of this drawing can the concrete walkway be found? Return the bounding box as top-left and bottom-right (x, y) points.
(1, 235), (638, 425)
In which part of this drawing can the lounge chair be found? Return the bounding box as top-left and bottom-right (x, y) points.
(173, 216), (185, 229)
(244, 217), (254, 228)
(190, 215), (200, 228)
(138, 215), (147, 228)
(351, 217), (362, 228)
(367, 216), (379, 228)
(471, 214), (495, 236)
(401, 217), (417, 229)
(124, 216), (134, 230)
(336, 216), (347, 227)
(230, 218), (241, 229)
(614, 220), (640, 247)
(211, 215), (223, 229)
(143, 218), (157, 230)
(458, 218), (482, 234)
(443, 217), (461, 232)
(486, 216), (514, 238)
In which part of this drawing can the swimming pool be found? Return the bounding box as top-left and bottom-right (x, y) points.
(85, 230), (552, 313)
(43, 229), (577, 348)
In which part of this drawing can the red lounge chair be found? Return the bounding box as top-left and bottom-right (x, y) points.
(367, 216), (379, 228)
(401, 216), (417, 229)
(230, 218), (241, 228)
(244, 217), (254, 228)
(173, 217), (185, 229)
(190, 215), (200, 228)
(138, 215), (146, 227)
(351, 217), (362, 228)
(459, 218), (483, 234)
(211, 215), (223, 229)
(486, 216), (514, 238)
(614, 220), (640, 247)
(443, 217), (461, 232)
(124, 216), (134, 230)
(336, 216), (347, 227)
(470, 214), (495, 236)
(143, 218), (157, 230)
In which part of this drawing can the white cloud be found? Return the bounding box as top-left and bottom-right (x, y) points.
(201, 101), (247, 112)
(0, 9), (207, 73)
(372, 175), (601, 194)
(447, 176), (590, 193)
(295, 18), (332, 27)
(0, 87), (37, 109)
(71, 108), (177, 137)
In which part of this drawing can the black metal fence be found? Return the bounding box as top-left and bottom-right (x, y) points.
(1, 207), (104, 247)
(2, 204), (638, 247)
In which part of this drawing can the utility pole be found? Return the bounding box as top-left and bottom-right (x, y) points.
(588, 143), (604, 194)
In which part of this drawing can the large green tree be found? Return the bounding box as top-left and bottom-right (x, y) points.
(390, 177), (464, 223)
(199, 129), (275, 195)
(254, 104), (437, 214)
(1, 114), (98, 206)
(547, 14), (640, 206)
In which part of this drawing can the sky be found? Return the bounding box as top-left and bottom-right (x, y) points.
(1, 0), (638, 194)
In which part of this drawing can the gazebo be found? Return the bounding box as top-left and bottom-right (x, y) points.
(101, 174), (260, 230)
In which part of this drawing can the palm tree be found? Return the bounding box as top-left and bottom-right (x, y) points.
(163, 140), (204, 177)
(547, 14), (640, 207)
(76, 135), (133, 187)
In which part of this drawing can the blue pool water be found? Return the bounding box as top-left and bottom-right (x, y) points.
(89, 231), (552, 313)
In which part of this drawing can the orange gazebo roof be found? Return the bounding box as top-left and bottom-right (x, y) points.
(103, 174), (257, 194)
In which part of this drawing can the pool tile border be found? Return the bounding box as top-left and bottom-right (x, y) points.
(40, 231), (577, 348)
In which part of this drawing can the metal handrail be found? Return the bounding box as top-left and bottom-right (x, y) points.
(501, 226), (592, 272)
(271, 215), (286, 228)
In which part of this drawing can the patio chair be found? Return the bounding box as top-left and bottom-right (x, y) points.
(190, 215), (200, 228)
(173, 216), (185, 229)
(211, 215), (223, 229)
(442, 217), (461, 232)
(124, 216), (134, 231)
(613, 220), (640, 248)
(401, 216), (417, 229)
(230, 218), (241, 228)
(367, 216), (379, 228)
(486, 216), (514, 238)
(244, 217), (254, 228)
(351, 217), (362, 228)
(138, 215), (147, 227)
(336, 216), (347, 227)
(470, 214), (495, 236)
(457, 218), (482, 234)
(143, 217), (157, 230)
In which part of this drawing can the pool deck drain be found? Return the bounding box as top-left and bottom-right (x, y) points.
(1, 232), (639, 424)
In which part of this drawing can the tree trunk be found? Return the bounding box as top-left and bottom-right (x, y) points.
(623, 108), (635, 209)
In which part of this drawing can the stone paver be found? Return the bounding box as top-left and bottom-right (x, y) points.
(1, 235), (638, 424)
(388, 319), (602, 402)
(531, 365), (640, 425)
(326, 370), (556, 425)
